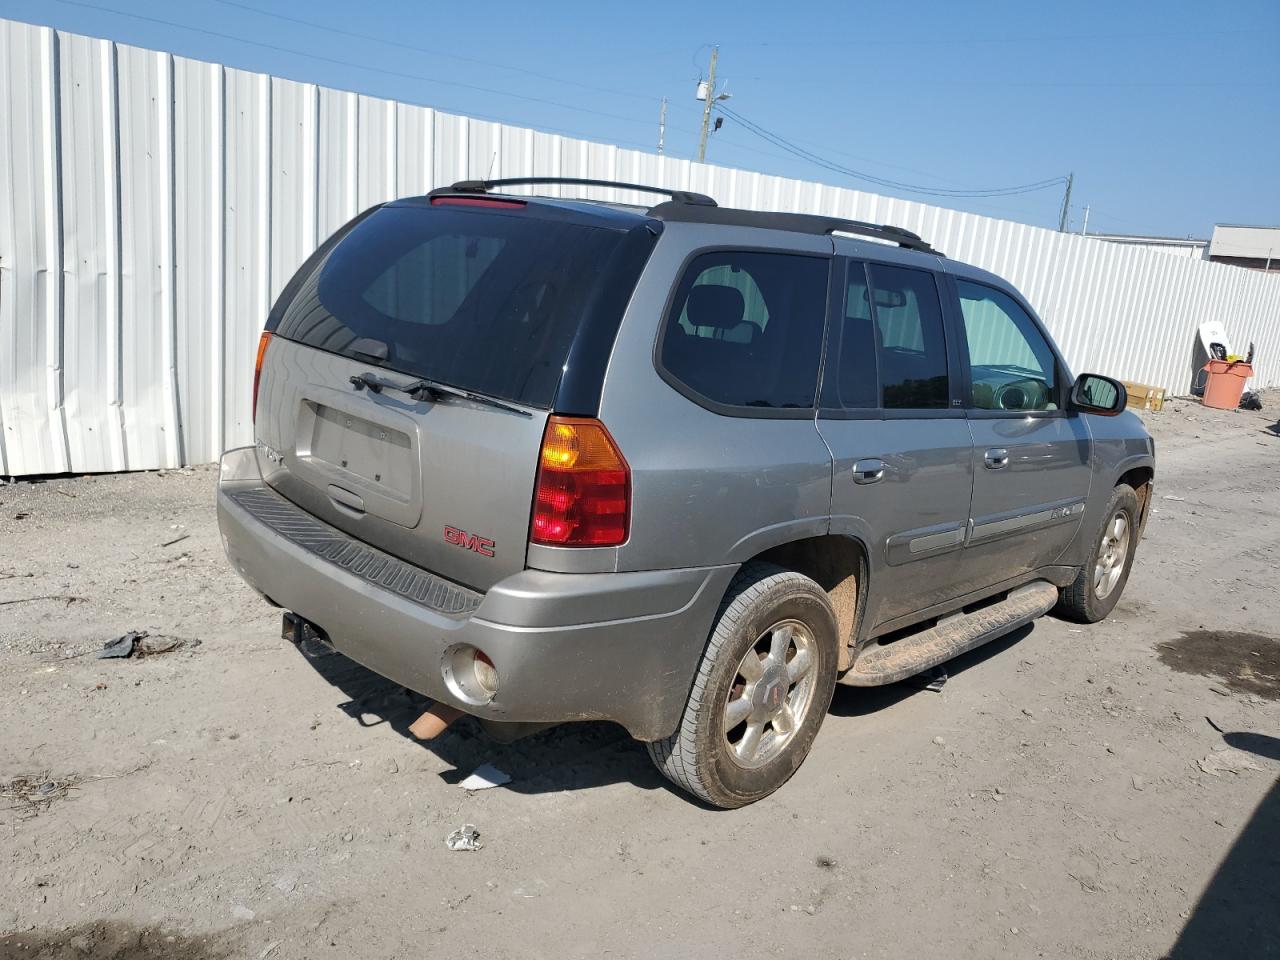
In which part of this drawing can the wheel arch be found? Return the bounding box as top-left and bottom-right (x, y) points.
(748, 534), (869, 671)
(1116, 461), (1155, 540)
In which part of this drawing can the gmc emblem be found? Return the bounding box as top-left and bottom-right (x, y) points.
(443, 525), (495, 558)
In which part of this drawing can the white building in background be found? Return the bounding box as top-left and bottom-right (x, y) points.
(1208, 224), (1280, 272)
(3, 17), (1280, 476)
(1090, 233), (1209, 260)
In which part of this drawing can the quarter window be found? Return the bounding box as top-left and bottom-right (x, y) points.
(956, 280), (1058, 412)
(659, 251), (828, 411)
(868, 264), (950, 409)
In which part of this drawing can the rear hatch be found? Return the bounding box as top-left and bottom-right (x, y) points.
(254, 199), (644, 591)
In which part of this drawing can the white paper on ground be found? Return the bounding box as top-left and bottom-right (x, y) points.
(460, 763), (512, 790)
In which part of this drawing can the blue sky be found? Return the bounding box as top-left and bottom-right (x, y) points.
(4, 0), (1277, 237)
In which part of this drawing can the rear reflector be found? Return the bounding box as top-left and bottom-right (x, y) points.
(251, 331), (272, 423)
(531, 417), (630, 547)
(430, 196), (526, 209)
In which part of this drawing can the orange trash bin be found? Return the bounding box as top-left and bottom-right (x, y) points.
(1201, 360), (1253, 410)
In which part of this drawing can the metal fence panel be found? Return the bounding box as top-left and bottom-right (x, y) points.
(2, 17), (1278, 475)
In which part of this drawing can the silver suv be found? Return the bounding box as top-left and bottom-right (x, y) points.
(218, 177), (1155, 807)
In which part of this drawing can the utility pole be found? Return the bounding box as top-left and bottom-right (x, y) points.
(697, 46), (721, 163)
(658, 97), (667, 155)
(1058, 172), (1074, 232)
(1081, 205), (1090, 236)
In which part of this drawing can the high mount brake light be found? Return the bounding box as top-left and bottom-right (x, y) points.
(429, 196), (527, 209)
(252, 332), (272, 423)
(531, 417), (630, 547)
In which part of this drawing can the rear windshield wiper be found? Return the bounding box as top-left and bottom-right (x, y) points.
(348, 372), (532, 418)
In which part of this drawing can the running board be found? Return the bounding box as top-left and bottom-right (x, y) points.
(839, 580), (1059, 687)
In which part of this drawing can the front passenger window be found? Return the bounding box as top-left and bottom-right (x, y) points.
(956, 280), (1058, 412)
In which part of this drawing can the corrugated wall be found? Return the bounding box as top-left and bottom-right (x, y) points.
(2, 18), (1279, 476)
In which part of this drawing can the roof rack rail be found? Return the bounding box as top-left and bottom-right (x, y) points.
(646, 202), (936, 253)
(428, 177), (717, 207)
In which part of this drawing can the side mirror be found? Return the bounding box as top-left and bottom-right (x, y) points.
(1070, 373), (1126, 416)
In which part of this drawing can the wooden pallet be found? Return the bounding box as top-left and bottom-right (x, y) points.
(1121, 380), (1167, 412)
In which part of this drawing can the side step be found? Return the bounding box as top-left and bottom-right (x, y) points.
(839, 580), (1059, 687)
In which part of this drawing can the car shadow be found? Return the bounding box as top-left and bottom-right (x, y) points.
(291, 621), (1038, 796)
(828, 622), (1035, 717)
(291, 642), (666, 795)
(1164, 732), (1280, 959)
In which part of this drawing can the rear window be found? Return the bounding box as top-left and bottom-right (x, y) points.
(272, 205), (630, 408)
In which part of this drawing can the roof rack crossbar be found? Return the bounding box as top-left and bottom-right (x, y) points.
(645, 202), (936, 253)
(428, 177), (717, 207)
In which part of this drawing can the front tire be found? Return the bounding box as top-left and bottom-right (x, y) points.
(1056, 484), (1140, 623)
(647, 563), (839, 808)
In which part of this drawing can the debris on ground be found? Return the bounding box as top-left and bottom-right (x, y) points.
(909, 666), (948, 692)
(96, 631), (194, 659)
(459, 764), (512, 791)
(1, 774), (83, 818)
(98, 631), (144, 659)
(0, 594), (85, 608)
(1197, 748), (1263, 777)
(160, 532), (190, 548)
(446, 824), (483, 851)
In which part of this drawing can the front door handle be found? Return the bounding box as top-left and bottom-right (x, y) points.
(984, 447), (1010, 470)
(853, 458), (885, 485)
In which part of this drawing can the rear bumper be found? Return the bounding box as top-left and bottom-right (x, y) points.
(216, 447), (736, 740)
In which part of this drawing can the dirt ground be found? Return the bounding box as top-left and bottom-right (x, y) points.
(2, 396), (1278, 960)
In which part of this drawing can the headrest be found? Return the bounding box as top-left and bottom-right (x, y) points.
(686, 284), (745, 330)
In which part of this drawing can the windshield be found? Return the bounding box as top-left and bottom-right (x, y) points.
(272, 205), (629, 408)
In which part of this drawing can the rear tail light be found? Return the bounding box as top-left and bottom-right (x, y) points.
(531, 416), (630, 547)
(251, 331), (272, 423)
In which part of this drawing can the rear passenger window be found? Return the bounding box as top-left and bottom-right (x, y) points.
(660, 251), (828, 411)
(868, 264), (949, 409)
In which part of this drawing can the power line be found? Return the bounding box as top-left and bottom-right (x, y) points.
(206, 0), (663, 106)
(709, 27), (1255, 50)
(717, 104), (1069, 199)
(52, 0), (667, 132)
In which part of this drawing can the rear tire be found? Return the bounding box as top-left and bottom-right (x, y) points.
(1056, 484), (1139, 623)
(647, 563), (839, 808)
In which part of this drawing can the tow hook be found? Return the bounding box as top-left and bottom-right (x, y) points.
(281, 612), (335, 659)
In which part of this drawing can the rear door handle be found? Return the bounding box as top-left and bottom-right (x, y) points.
(984, 448), (1010, 470)
(853, 458), (885, 485)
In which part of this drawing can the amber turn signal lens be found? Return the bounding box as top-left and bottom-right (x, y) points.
(251, 331), (272, 423)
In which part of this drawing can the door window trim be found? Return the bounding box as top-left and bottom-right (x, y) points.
(652, 245), (834, 420)
(941, 273), (1071, 420)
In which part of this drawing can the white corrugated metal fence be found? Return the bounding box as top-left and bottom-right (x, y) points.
(3, 18), (1279, 476)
